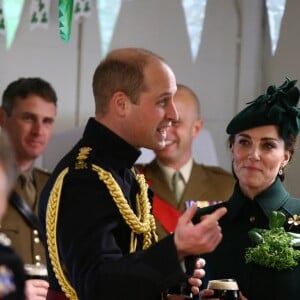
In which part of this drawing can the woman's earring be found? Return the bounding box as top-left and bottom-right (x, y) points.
(278, 167), (283, 176)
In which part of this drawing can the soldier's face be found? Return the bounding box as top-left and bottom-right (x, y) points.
(154, 88), (202, 168)
(0, 95), (56, 165)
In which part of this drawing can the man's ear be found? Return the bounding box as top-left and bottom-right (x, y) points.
(0, 108), (7, 127)
(192, 119), (203, 138)
(111, 91), (130, 117)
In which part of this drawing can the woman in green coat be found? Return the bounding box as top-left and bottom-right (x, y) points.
(198, 78), (300, 300)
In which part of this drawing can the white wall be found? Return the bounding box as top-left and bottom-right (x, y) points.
(262, 0), (300, 196)
(1, 0), (300, 195)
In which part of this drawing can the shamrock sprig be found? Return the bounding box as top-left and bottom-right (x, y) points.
(245, 211), (300, 270)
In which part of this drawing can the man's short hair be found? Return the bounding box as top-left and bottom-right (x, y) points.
(1, 77), (57, 115)
(92, 48), (164, 115)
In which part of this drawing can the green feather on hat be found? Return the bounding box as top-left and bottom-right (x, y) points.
(226, 78), (300, 141)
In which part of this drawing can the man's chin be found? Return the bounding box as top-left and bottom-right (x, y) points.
(146, 138), (172, 152)
(27, 150), (43, 160)
(155, 147), (175, 159)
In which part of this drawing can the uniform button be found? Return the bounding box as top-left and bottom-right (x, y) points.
(250, 216), (255, 223)
(34, 237), (40, 243)
(35, 255), (41, 261)
(33, 230), (39, 236)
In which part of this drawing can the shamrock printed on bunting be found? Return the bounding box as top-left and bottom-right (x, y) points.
(74, 0), (92, 21)
(29, 0), (51, 30)
(0, 3), (5, 35)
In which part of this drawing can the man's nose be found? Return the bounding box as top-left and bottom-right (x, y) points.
(167, 100), (178, 122)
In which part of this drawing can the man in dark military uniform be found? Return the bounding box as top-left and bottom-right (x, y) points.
(0, 78), (57, 299)
(39, 48), (227, 300)
(136, 84), (235, 239)
(198, 78), (300, 300)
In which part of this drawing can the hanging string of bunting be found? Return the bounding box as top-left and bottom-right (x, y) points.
(0, 0), (287, 59)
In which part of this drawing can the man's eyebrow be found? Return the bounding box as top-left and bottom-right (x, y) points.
(158, 91), (173, 98)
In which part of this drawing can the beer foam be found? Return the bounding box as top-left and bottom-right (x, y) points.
(207, 279), (239, 290)
(24, 264), (48, 276)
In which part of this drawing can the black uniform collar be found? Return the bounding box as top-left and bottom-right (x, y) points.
(227, 177), (290, 220)
(81, 118), (141, 169)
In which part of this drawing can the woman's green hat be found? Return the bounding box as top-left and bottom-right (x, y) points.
(226, 78), (300, 140)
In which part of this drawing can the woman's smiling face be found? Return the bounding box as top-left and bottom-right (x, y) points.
(231, 125), (291, 199)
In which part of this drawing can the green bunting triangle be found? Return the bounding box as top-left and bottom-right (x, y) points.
(58, 0), (74, 42)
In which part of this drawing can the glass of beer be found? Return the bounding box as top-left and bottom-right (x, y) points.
(207, 279), (239, 300)
(24, 264), (48, 281)
(166, 281), (193, 300)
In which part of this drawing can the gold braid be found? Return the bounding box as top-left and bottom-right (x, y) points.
(92, 165), (158, 251)
(46, 167), (78, 300)
(46, 153), (158, 299)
